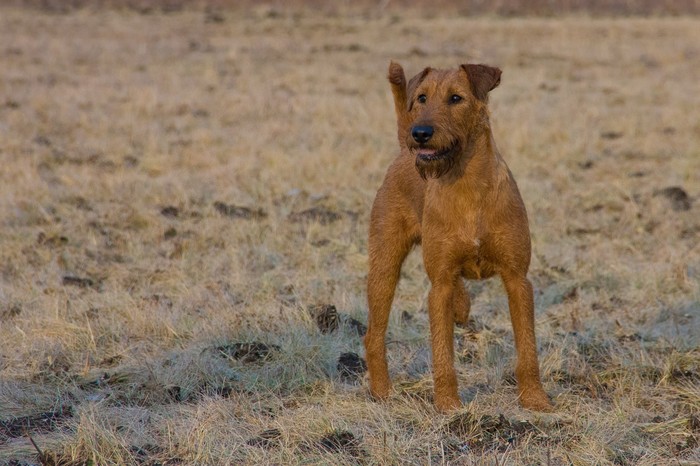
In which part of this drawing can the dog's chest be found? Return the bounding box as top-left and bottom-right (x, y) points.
(459, 226), (497, 279)
(424, 195), (496, 278)
(456, 209), (484, 252)
(425, 200), (487, 250)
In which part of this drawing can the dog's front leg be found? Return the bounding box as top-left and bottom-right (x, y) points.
(427, 276), (461, 412)
(501, 273), (553, 412)
(365, 215), (413, 400)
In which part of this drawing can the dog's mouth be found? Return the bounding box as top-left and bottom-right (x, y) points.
(414, 145), (457, 162)
(411, 141), (460, 179)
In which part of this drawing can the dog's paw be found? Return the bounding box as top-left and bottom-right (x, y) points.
(519, 390), (554, 412)
(369, 380), (392, 401)
(434, 395), (462, 414)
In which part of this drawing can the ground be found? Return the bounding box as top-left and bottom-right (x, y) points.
(0, 5), (698, 465)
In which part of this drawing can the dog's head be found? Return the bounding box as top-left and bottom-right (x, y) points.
(388, 62), (501, 179)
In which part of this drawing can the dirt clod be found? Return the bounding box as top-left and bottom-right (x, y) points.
(62, 275), (96, 288)
(316, 430), (364, 457)
(214, 201), (267, 220)
(247, 428), (282, 449)
(167, 385), (185, 402)
(288, 207), (341, 225)
(1, 304), (22, 320)
(308, 304), (367, 335)
(0, 406), (73, 441)
(37, 233), (68, 246)
(444, 413), (538, 451)
(160, 206), (180, 218)
(204, 9), (225, 23)
(654, 186), (692, 211)
(309, 304), (339, 333)
(216, 342), (280, 363)
(337, 352), (367, 382)
(600, 131), (623, 139)
(345, 316), (367, 336)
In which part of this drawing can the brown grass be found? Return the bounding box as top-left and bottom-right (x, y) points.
(0, 6), (698, 465)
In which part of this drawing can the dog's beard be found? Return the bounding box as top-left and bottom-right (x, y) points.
(413, 146), (457, 180)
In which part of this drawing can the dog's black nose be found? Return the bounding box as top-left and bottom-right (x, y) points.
(411, 126), (434, 144)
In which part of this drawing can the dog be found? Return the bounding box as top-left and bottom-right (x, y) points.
(364, 61), (553, 413)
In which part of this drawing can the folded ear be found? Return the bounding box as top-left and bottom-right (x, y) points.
(388, 61), (408, 123)
(460, 64), (501, 102)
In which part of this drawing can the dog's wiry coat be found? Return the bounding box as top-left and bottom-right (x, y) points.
(364, 62), (553, 413)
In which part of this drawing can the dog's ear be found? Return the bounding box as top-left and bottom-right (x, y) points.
(461, 64), (501, 102)
(388, 61), (408, 123)
(388, 63), (431, 147)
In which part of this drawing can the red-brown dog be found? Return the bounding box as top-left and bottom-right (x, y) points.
(364, 62), (552, 413)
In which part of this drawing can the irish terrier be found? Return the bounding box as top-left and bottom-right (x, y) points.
(364, 61), (553, 413)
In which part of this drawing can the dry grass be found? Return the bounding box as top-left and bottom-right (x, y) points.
(0, 6), (699, 465)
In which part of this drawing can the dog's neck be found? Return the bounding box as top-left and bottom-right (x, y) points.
(435, 127), (501, 190)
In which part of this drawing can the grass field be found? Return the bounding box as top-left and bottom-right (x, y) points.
(0, 5), (699, 465)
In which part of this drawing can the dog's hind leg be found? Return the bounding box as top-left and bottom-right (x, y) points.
(452, 279), (471, 327)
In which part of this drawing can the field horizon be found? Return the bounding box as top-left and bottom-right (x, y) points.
(0, 6), (698, 465)
(4, 0), (700, 17)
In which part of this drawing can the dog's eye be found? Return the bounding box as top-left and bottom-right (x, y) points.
(417, 94), (427, 104)
(449, 94), (463, 104)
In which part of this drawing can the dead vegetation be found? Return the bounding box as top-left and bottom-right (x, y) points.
(0, 4), (698, 465)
